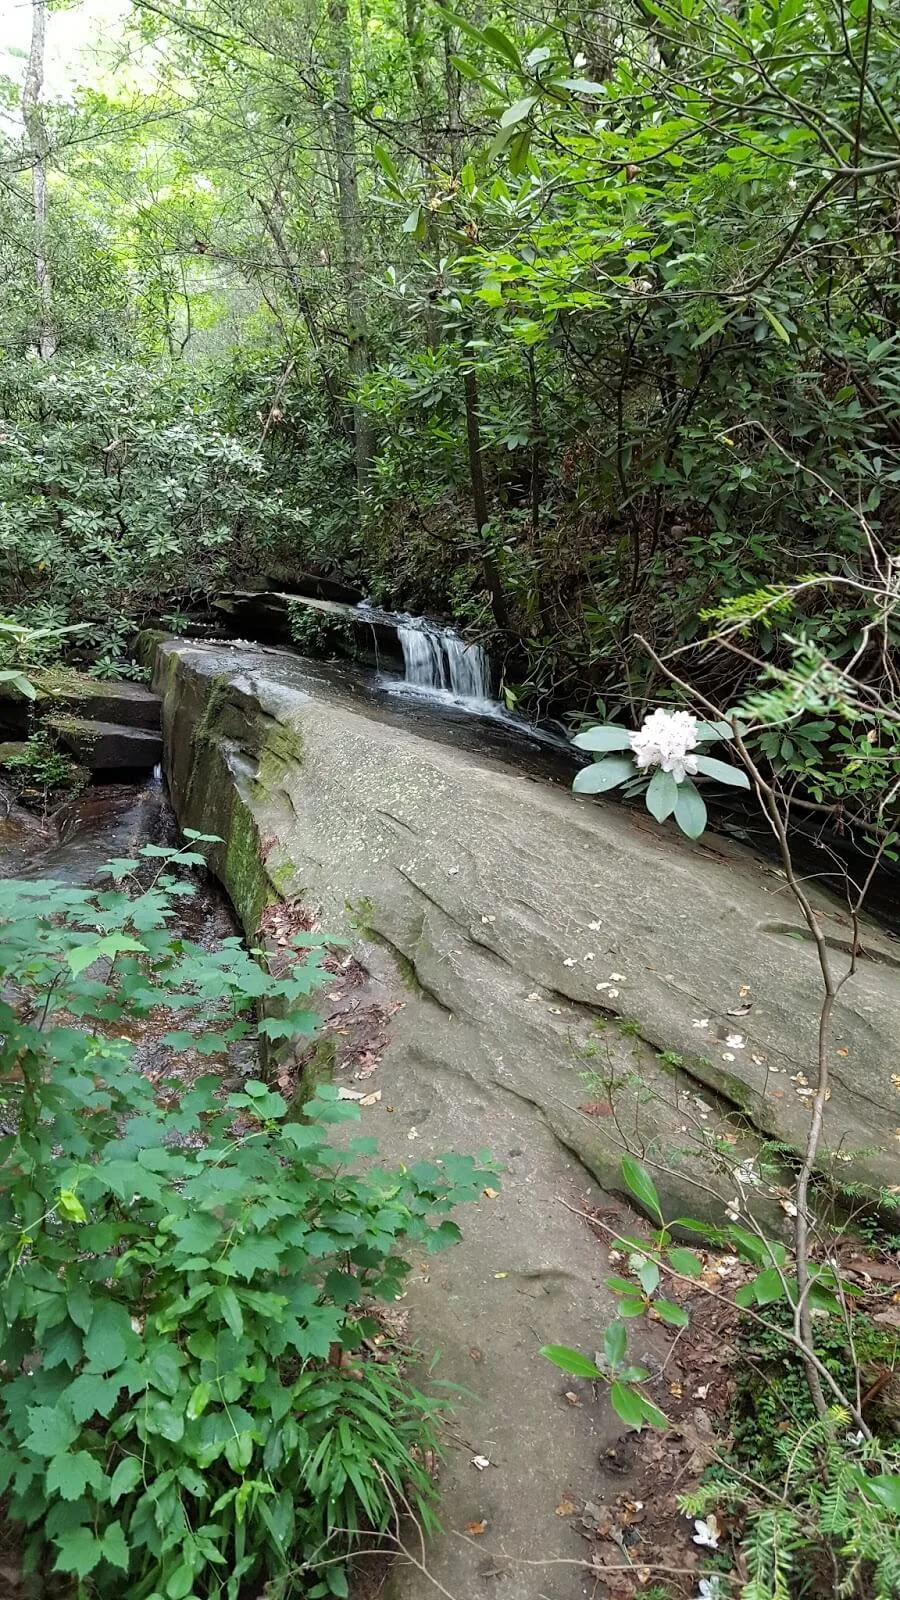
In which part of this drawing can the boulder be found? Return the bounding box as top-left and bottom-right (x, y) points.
(55, 680), (161, 729)
(0, 742), (29, 765)
(148, 637), (900, 1214)
(263, 565), (364, 605)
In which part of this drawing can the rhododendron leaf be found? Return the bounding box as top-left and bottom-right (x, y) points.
(571, 725), (633, 752)
(572, 756), (635, 794)
(674, 778), (707, 838)
(696, 755), (750, 789)
(646, 767), (678, 821)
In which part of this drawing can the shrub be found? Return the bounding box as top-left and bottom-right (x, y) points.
(0, 360), (310, 655)
(0, 839), (492, 1596)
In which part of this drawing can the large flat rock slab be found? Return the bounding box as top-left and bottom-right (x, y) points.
(151, 637), (900, 1211)
(337, 970), (629, 1600)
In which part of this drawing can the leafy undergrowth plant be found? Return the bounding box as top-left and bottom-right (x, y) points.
(542, 1156), (900, 1599)
(0, 838), (493, 1597)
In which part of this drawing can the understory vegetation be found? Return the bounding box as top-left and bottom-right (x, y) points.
(0, 839), (491, 1595)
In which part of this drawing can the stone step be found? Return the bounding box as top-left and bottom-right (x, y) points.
(0, 674), (161, 738)
(49, 717), (163, 771)
(48, 680), (162, 730)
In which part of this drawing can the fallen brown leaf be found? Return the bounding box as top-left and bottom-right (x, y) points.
(555, 1499), (577, 1517)
(466, 1520), (487, 1536)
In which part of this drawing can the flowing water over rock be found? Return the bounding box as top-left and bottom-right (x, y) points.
(395, 616), (493, 704)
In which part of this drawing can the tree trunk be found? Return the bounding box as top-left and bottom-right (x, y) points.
(327, 0), (373, 496)
(405, 0), (438, 350)
(443, 25), (462, 177)
(463, 345), (507, 628)
(22, 0), (56, 359)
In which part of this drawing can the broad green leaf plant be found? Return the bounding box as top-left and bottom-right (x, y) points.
(542, 1155), (900, 1599)
(571, 710), (749, 837)
(0, 837), (493, 1597)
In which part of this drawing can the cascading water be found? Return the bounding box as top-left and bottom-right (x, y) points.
(353, 603), (565, 743)
(397, 621), (492, 704)
(354, 602), (496, 710)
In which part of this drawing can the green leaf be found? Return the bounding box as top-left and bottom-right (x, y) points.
(487, 123), (515, 164)
(654, 1299), (689, 1328)
(609, 1381), (647, 1429)
(636, 1258), (660, 1295)
(109, 1455), (142, 1505)
(749, 1267), (788, 1306)
(25, 1405), (80, 1458)
(673, 778), (707, 840)
(46, 1449), (105, 1501)
(480, 24), (522, 71)
(258, 1013), (316, 1040)
(864, 1474), (900, 1515)
(101, 1520), (130, 1572)
(620, 1156), (664, 1224)
(603, 1321), (627, 1368)
(66, 1284), (94, 1332)
(146, 1399), (185, 1443)
(58, 1188), (87, 1224)
(695, 755), (750, 789)
(65, 1372), (122, 1424)
(695, 721), (735, 742)
(618, 1296), (647, 1318)
(53, 1527), (104, 1579)
(499, 96), (537, 129)
(165, 1561), (195, 1599)
(540, 1344), (602, 1379)
(667, 1248), (703, 1277)
(646, 767), (679, 822)
(636, 1394), (669, 1430)
(373, 142), (400, 185)
(758, 303), (790, 343)
(571, 725), (633, 752)
(67, 933), (148, 976)
(572, 756), (636, 795)
(227, 1237), (284, 1280)
(217, 1286), (244, 1339)
(558, 77), (607, 95)
(83, 1301), (140, 1372)
(187, 1382), (211, 1421)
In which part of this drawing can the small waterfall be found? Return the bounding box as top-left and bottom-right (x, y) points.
(397, 621), (492, 704)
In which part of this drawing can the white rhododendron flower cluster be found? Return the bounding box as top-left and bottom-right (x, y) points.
(629, 709), (700, 784)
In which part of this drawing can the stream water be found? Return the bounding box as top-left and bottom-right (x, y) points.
(0, 771), (240, 952)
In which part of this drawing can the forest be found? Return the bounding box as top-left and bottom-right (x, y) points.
(0, 2), (899, 1599)
(0, 0), (897, 766)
